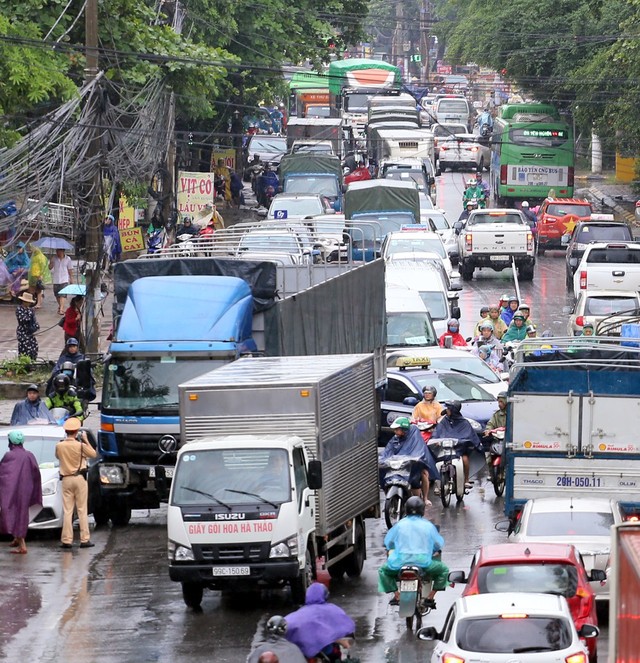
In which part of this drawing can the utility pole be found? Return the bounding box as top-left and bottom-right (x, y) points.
(83, 0), (103, 355)
(420, 0), (432, 85)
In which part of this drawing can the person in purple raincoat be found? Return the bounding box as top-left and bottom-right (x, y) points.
(285, 583), (355, 660)
(0, 430), (42, 554)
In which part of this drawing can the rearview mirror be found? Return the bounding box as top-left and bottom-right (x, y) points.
(578, 624), (600, 639)
(448, 570), (467, 584)
(561, 233), (570, 245)
(417, 626), (440, 642)
(453, 221), (463, 235)
(403, 397), (420, 406)
(308, 460), (323, 490)
(495, 519), (511, 533)
(257, 208), (268, 218)
(451, 306), (461, 320)
(589, 569), (607, 582)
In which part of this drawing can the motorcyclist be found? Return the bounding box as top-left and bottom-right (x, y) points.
(485, 305), (508, 339)
(477, 344), (502, 373)
(502, 312), (528, 342)
(521, 201), (537, 228)
(51, 337), (84, 376)
(462, 179), (486, 208)
(10, 383), (56, 425)
(176, 217), (199, 237)
(378, 496), (449, 608)
(477, 107), (494, 135)
(431, 400), (483, 489)
(257, 165), (280, 208)
(517, 303), (534, 328)
(475, 171), (490, 199)
(411, 385), (442, 423)
(44, 374), (84, 421)
(285, 583), (355, 661)
(500, 295), (520, 326)
(246, 615), (306, 663)
(457, 200), (477, 223)
(379, 417), (438, 506)
(472, 321), (502, 351)
(484, 392), (507, 433)
(438, 318), (467, 348)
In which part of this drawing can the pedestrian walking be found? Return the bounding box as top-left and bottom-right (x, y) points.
(49, 248), (74, 315)
(27, 246), (50, 308)
(103, 214), (122, 265)
(55, 418), (97, 549)
(62, 295), (83, 345)
(0, 430), (43, 554)
(16, 292), (39, 361)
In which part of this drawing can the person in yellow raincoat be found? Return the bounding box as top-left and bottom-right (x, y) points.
(214, 159), (231, 205)
(28, 247), (51, 309)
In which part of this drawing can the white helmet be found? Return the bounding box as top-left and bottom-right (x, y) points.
(522, 201), (529, 208)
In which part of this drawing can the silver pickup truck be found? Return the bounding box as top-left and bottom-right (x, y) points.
(454, 208), (536, 281)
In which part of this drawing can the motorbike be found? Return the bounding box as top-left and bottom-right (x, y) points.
(175, 233), (196, 257)
(146, 228), (164, 254)
(485, 427), (506, 496)
(264, 184), (276, 208)
(415, 420), (437, 444)
(397, 550), (442, 631)
(428, 438), (467, 507)
(379, 454), (423, 529)
(309, 638), (358, 662)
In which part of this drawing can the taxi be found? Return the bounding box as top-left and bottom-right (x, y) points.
(536, 197), (592, 253)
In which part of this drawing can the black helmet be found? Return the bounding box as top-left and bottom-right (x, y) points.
(480, 306), (490, 315)
(53, 374), (71, 393)
(442, 400), (462, 416)
(266, 615), (287, 636)
(405, 496), (426, 516)
(422, 385), (437, 397)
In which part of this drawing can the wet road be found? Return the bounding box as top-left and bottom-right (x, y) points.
(0, 172), (607, 662)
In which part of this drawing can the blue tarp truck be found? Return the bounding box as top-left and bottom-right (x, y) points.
(503, 337), (640, 523)
(94, 256), (385, 526)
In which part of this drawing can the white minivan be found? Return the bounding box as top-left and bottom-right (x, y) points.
(434, 97), (470, 129)
(385, 285), (438, 349)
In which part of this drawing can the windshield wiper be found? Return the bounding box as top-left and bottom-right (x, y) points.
(449, 367), (493, 383)
(513, 647), (554, 653)
(225, 489), (279, 509)
(182, 487), (231, 510)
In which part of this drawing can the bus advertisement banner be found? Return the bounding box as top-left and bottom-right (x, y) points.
(507, 165), (569, 187)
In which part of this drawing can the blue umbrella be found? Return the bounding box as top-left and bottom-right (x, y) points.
(32, 236), (74, 251)
(58, 283), (86, 296)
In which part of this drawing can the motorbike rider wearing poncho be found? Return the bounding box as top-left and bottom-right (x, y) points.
(285, 583), (355, 660)
(379, 417), (439, 506)
(10, 384), (55, 425)
(431, 401), (483, 489)
(246, 615), (306, 663)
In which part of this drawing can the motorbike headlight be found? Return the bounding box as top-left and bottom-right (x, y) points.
(99, 464), (126, 485)
(42, 478), (58, 497)
(169, 541), (195, 562)
(388, 459), (405, 469)
(270, 535), (298, 558)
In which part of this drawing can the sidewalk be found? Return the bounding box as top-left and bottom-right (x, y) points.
(575, 173), (638, 225)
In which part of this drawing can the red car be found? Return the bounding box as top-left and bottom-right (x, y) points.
(449, 543), (604, 660)
(537, 197), (592, 254)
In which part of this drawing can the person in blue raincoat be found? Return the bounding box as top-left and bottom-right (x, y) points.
(379, 416), (438, 506)
(431, 401), (484, 489)
(103, 214), (122, 263)
(4, 241), (30, 275)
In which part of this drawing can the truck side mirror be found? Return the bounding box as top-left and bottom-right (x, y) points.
(451, 306), (461, 319)
(453, 221), (463, 234)
(155, 466), (169, 500)
(308, 460), (323, 490)
(448, 570), (467, 584)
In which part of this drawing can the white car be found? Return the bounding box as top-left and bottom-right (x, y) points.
(431, 122), (468, 160)
(508, 497), (625, 600)
(419, 592), (597, 662)
(567, 289), (640, 335)
(0, 425), (75, 530)
(419, 204), (458, 258)
(572, 241), (640, 299)
(381, 228), (453, 277)
(266, 193), (334, 221)
(438, 133), (491, 172)
(236, 228), (317, 265)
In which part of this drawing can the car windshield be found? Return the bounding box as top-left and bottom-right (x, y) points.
(526, 510), (615, 536)
(456, 616), (572, 653)
(414, 373), (495, 402)
(477, 563), (579, 598)
(239, 233), (301, 252)
(350, 214), (416, 238)
(102, 358), (224, 413)
(250, 137), (287, 153)
(576, 225), (631, 243)
(269, 198), (323, 217)
(1, 436), (60, 468)
(387, 313), (437, 347)
(469, 213), (523, 225)
(547, 204), (591, 217)
(417, 291), (449, 320)
(386, 237), (446, 258)
(424, 214), (450, 231)
(384, 171), (426, 189)
(585, 296), (638, 316)
(304, 106), (330, 118)
(586, 247), (640, 264)
(434, 124), (467, 137)
(172, 448), (291, 506)
(438, 100), (468, 114)
(285, 176), (338, 197)
(425, 355), (500, 384)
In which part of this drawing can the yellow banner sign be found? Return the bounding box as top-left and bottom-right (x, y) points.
(119, 227), (145, 253)
(211, 148), (236, 171)
(177, 171), (215, 218)
(118, 196), (136, 230)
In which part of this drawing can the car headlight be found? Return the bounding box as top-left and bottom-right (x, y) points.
(169, 541), (195, 561)
(99, 464), (126, 485)
(270, 535), (298, 559)
(42, 478), (58, 497)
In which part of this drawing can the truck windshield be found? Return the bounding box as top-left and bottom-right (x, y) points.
(345, 93), (373, 113)
(269, 198), (324, 217)
(102, 358), (223, 413)
(285, 176), (338, 197)
(172, 448), (291, 506)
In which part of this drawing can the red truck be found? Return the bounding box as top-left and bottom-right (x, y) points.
(609, 522), (640, 662)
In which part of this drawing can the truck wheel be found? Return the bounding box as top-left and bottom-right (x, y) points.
(518, 265), (534, 282)
(290, 548), (314, 604)
(327, 560), (346, 580)
(92, 505), (110, 528)
(182, 582), (203, 609)
(110, 505), (132, 527)
(537, 246), (546, 256)
(344, 520), (366, 577)
(460, 263), (474, 281)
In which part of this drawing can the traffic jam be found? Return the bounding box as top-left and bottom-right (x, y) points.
(2, 58), (640, 663)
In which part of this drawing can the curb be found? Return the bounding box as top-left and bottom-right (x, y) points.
(587, 186), (636, 225)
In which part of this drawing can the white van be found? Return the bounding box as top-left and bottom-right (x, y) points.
(385, 285), (438, 349)
(434, 97), (470, 129)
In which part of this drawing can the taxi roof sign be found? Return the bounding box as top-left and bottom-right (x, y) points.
(395, 356), (431, 370)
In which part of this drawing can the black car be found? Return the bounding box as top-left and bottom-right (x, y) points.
(564, 218), (634, 287)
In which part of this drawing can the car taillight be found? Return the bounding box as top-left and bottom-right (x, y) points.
(465, 233), (473, 252)
(565, 653), (587, 663)
(443, 655), (465, 663)
(526, 232), (533, 251)
(500, 165), (507, 185)
(575, 588), (594, 620)
(575, 316), (584, 327)
(469, 146), (478, 152)
(579, 270), (587, 289)
(440, 145), (448, 151)
(568, 166), (575, 187)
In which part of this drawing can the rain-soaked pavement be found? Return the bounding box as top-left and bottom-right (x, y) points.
(0, 172), (610, 661)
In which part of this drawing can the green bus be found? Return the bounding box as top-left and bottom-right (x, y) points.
(288, 71), (330, 118)
(490, 103), (574, 205)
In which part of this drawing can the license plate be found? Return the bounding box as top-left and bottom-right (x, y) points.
(555, 476), (603, 488)
(528, 173), (547, 184)
(489, 255), (509, 261)
(212, 566), (250, 576)
(148, 466), (174, 479)
(400, 579), (419, 592)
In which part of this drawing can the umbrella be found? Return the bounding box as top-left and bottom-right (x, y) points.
(32, 236), (74, 251)
(58, 283), (86, 296)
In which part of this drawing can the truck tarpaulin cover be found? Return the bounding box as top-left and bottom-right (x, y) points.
(279, 154), (342, 178)
(344, 180), (421, 222)
(113, 258), (277, 317)
(263, 260), (385, 356)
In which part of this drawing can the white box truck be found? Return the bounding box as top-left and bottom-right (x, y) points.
(163, 354), (380, 608)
